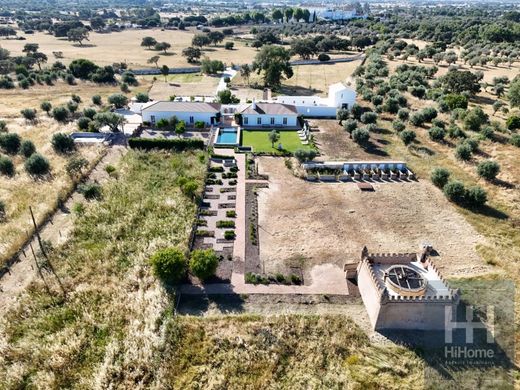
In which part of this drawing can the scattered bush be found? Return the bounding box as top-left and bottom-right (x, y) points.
(511, 134), (520, 147)
(392, 120), (405, 132)
(108, 93), (128, 108)
(465, 186), (487, 206)
(21, 108), (37, 121)
(0, 199), (6, 220)
(0, 120), (7, 132)
(443, 180), (466, 203)
(0, 155), (15, 176)
(189, 249), (219, 281)
(343, 118), (357, 134)
(51, 133), (75, 154)
(92, 95), (102, 105)
(476, 160), (500, 181)
(400, 130), (416, 145)
(360, 111), (378, 124)
(506, 114), (520, 131)
(397, 108), (409, 121)
(52, 106), (69, 122)
(428, 126), (446, 142)
(224, 230), (236, 240)
(293, 148), (317, 163)
(66, 155), (88, 178)
(455, 143), (473, 161)
(20, 139), (36, 157)
(24, 153), (50, 176)
(352, 128), (369, 145)
(0, 133), (21, 154)
(150, 247), (187, 284)
(431, 168), (450, 188)
(421, 107), (438, 122)
(78, 182), (102, 200)
(409, 112), (425, 127)
(77, 116), (91, 130)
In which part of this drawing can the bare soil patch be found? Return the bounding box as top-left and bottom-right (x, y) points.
(256, 157), (489, 282)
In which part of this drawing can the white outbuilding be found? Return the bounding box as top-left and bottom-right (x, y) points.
(239, 102), (300, 128)
(141, 102), (221, 126)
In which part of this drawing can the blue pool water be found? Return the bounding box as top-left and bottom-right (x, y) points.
(216, 128), (238, 144)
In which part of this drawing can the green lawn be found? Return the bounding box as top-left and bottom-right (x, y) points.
(241, 130), (312, 153)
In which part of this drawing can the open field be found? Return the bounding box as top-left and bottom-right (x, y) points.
(242, 130), (311, 153)
(0, 80), (152, 267)
(256, 157), (489, 281)
(147, 73), (220, 99)
(0, 150), (206, 388)
(231, 59), (361, 101)
(0, 28), (259, 69)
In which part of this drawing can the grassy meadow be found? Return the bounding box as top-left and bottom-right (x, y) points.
(242, 130), (312, 153)
(0, 150), (206, 388)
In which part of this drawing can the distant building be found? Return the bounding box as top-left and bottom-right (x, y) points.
(347, 246), (460, 330)
(310, 7), (365, 21)
(275, 82), (356, 118)
(141, 101), (221, 126)
(239, 102), (299, 128)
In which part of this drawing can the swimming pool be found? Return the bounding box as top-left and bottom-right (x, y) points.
(215, 127), (240, 146)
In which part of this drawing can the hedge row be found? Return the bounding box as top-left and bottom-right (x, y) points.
(128, 137), (204, 151)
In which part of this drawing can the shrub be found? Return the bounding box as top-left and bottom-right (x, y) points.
(0, 120), (7, 132)
(51, 133), (75, 154)
(52, 106), (69, 122)
(128, 137), (204, 151)
(21, 108), (37, 121)
(216, 220), (235, 228)
(24, 153), (50, 176)
(421, 107), (438, 122)
(83, 108), (97, 120)
(135, 92), (149, 103)
(226, 210), (236, 218)
(72, 202), (85, 216)
(225, 42), (234, 50)
(293, 148), (317, 163)
(194, 120), (205, 129)
(480, 125), (494, 139)
(447, 124), (466, 139)
(443, 93), (468, 110)
(397, 108), (409, 121)
(463, 107), (488, 132)
(92, 95), (102, 105)
(465, 186), (487, 206)
(392, 120), (405, 132)
(0, 133), (21, 154)
(400, 130), (416, 145)
(431, 168), (450, 188)
(0, 155), (14, 176)
(371, 95), (384, 106)
(66, 155), (88, 178)
(443, 180), (466, 203)
(180, 179), (198, 199)
(477, 160), (500, 181)
(77, 116), (91, 130)
(108, 93), (128, 108)
(20, 139), (36, 157)
(189, 249), (219, 281)
(360, 111), (378, 124)
(150, 247), (187, 284)
(506, 114), (520, 131)
(455, 143), (473, 161)
(343, 118), (357, 134)
(428, 126), (446, 142)
(105, 164), (116, 175)
(409, 112), (425, 126)
(352, 128), (369, 145)
(511, 134), (520, 147)
(224, 230), (236, 240)
(78, 182), (102, 200)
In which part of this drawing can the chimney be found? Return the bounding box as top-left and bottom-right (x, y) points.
(263, 88), (272, 101)
(252, 98), (257, 110)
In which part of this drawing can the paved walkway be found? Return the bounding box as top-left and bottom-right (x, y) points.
(180, 149), (350, 296)
(216, 67), (238, 94)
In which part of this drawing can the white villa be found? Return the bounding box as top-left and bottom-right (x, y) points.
(275, 82), (356, 118)
(141, 101), (221, 126)
(238, 102), (299, 128)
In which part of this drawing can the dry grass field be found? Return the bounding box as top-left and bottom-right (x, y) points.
(256, 157), (489, 281)
(146, 73), (220, 99)
(0, 79), (153, 266)
(0, 28), (259, 69)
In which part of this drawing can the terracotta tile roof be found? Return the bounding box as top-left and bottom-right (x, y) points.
(240, 102), (298, 116)
(142, 101), (221, 113)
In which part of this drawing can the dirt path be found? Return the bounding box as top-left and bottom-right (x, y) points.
(0, 144), (127, 315)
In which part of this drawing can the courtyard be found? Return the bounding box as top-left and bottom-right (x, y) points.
(255, 157), (490, 282)
(241, 130), (312, 153)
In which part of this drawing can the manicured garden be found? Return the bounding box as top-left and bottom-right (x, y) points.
(241, 130), (312, 154)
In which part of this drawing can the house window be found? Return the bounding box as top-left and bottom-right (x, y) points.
(150, 115), (156, 124)
(189, 116), (194, 123)
(244, 117), (249, 125)
(270, 117), (275, 125)
(283, 117), (287, 125)
(257, 117), (261, 125)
